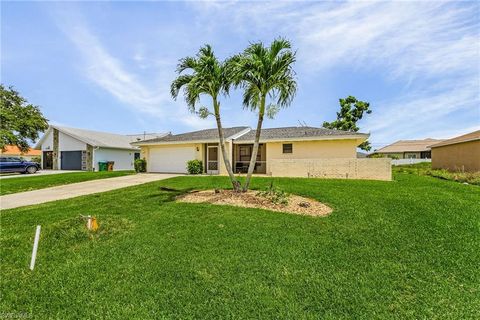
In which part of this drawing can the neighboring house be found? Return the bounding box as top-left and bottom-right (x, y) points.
(35, 126), (168, 171)
(372, 138), (444, 159)
(0, 145), (41, 161)
(132, 126), (391, 180)
(430, 130), (480, 172)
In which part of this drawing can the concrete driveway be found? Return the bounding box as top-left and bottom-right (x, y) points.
(0, 173), (179, 210)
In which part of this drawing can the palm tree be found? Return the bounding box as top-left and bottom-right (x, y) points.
(171, 45), (241, 191)
(229, 38), (297, 191)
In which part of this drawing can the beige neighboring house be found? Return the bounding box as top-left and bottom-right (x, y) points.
(430, 130), (480, 172)
(372, 138), (444, 159)
(133, 126), (392, 181)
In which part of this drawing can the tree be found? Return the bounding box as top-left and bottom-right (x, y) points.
(171, 45), (241, 191)
(322, 96), (372, 151)
(0, 84), (48, 152)
(229, 38), (297, 191)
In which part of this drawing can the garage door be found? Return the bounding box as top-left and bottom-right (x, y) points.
(149, 146), (196, 173)
(61, 151), (82, 170)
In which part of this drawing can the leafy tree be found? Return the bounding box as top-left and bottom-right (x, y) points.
(0, 84), (48, 152)
(229, 38), (297, 191)
(171, 45), (241, 191)
(322, 96), (372, 151)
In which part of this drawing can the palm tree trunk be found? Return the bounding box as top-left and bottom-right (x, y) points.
(242, 96), (265, 192)
(213, 99), (241, 192)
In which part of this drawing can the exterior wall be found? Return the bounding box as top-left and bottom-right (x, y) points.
(404, 152), (422, 159)
(270, 158), (392, 181)
(39, 130), (87, 170)
(58, 132), (87, 151)
(218, 141), (231, 175)
(86, 145), (94, 171)
(375, 152), (425, 159)
(266, 140), (358, 175)
(40, 130), (87, 151)
(141, 143), (204, 172)
(431, 140), (480, 172)
(93, 148), (137, 171)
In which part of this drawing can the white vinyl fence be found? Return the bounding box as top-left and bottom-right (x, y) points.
(391, 159), (431, 166)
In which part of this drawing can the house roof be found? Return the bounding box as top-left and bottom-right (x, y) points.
(0, 145), (42, 156)
(234, 126), (368, 143)
(36, 126), (168, 150)
(375, 138), (443, 153)
(133, 127), (250, 145)
(429, 130), (480, 148)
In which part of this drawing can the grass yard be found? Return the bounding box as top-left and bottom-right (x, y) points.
(0, 171), (135, 195)
(394, 162), (480, 185)
(1, 173), (479, 319)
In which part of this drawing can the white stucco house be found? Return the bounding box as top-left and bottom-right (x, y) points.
(35, 126), (167, 171)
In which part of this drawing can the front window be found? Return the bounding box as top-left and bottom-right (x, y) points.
(282, 143), (293, 154)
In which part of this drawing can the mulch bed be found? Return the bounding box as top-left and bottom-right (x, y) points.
(176, 189), (332, 217)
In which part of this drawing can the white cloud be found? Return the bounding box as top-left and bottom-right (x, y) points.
(52, 7), (218, 132)
(192, 0), (480, 142)
(50, 1), (479, 138)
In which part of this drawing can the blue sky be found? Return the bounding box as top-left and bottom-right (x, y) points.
(2, 1), (479, 150)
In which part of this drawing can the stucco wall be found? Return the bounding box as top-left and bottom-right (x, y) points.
(376, 152), (424, 159)
(93, 148), (137, 171)
(269, 158), (392, 181)
(141, 144), (204, 173)
(39, 130), (87, 169)
(431, 140), (480, 172)
(40, 130), (87, 151)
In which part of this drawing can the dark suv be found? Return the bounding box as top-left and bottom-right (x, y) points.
(0, 157), (40, 174)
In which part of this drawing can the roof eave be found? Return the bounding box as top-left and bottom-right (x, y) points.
(429, 137), (480, 148)
(233, 134), (369, 144)
(132, 138), (223, 146)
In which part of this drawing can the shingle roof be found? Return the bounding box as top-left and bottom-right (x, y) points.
(135, 127), (250, 144)
(234, 126), (367, 142)
(36, 126), (168, 150)
(430, 130), (480, 148)
(375, 138), (443, 153)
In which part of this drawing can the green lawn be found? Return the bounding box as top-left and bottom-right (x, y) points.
(0, 171), (135, 195)
(393, 162), (480, 185)
(1, 173), (479, 319)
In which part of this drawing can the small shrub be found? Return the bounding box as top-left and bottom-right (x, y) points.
(368, 153), (385, 158)
(257, 181), (289, 205)
(31, 156), (41, 163)
(134, 158), (147, 173)
(186, 160), (203, 175)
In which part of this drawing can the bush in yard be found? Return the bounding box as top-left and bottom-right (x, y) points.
(31, 156), (41, 163)
(186, 160), (203, 175)
(134, 158), (147, 173)
(257, 181), (289, 205)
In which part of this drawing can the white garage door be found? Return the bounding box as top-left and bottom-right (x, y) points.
(149, 146), (196, 173)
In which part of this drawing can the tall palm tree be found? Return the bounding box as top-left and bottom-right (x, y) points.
(171, 45), (241, 191)
(229, 38), (297, 191)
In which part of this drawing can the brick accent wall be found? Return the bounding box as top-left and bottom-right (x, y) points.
(52, 128), (59, 170)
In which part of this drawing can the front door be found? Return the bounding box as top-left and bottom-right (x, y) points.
(43, 151), (53, 169)
(207, 145), (219, 174)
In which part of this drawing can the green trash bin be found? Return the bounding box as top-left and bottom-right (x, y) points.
(98, 161), (108, 172)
